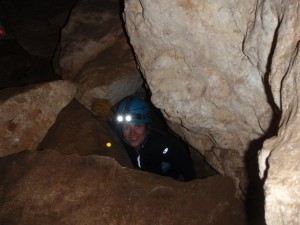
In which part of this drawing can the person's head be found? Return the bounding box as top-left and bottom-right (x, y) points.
(115, 96), (151, 149)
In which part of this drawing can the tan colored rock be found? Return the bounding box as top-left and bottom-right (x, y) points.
(0, 80), (77, 157)
(58, 0), (121, 80)
(56, 0), (142, 109)
(74, 37), (143, 109)
(257, 1), (300, 224)
(123, 0), (273, 189)
(259, 100), (300, 225)
(38, 99), (133, 168)
(0, 150), (247, 225)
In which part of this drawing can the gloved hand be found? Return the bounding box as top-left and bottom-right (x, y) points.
(91, 98), (113, 121)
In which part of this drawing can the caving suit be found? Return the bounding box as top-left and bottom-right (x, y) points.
(122, 130), (197, 181)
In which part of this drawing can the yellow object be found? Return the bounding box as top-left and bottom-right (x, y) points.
(91, 98), (113, 120)
(106, 142), (112, 148)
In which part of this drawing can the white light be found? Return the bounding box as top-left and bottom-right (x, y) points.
(163, 148), (169, 154)
(125, 115), (132, 121)
(117, 115), (123, 122)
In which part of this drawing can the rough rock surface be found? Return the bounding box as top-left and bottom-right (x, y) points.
(256, 1), (300, 225)
(123, 0), (274, 189)
(0, 80), (76, 157)
(38, 99), (133, 168)
(0, 150), (247, 225)
(56, 0), (143, 110)
(124, 0), (300, 224)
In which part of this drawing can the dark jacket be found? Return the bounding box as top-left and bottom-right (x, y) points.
(122, 130), (197, 181)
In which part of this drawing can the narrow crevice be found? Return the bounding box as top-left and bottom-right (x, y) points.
(244, 20), (283, 225)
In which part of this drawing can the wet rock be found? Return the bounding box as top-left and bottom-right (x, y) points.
(0, 80), (77, 157)
(0, 150), (247, 225)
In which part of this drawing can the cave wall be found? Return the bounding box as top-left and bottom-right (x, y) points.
(123, 0), (274, 190)
(55, 0), (143, 112)
(123, 0), (300, 224)
(257, 1), (300, 224)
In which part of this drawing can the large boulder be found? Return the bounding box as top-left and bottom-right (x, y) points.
(0, 150), (247, 225)
(124, 0), (300, 223)
(0, 80), (77, 157)
(56, 0), (143, 110)
(123, 0), (274, 190)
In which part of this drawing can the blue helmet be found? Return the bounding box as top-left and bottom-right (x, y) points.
(116, 96), (152, 124)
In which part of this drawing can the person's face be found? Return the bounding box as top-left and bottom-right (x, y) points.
(122, 123), (147, 149)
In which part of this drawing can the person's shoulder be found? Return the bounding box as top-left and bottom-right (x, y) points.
(149, 130), (188, 151)
(144, 130), (170, 148)
(148, 130), (169, 141)
(147, 129), (187, 149)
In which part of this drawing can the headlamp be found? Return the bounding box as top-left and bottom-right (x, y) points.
(116, 114), (132, 123)
(117, 115), (123, 122)
(125, 115), (132, 122)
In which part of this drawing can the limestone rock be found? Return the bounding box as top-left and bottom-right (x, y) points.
(0, 80), (77, 157)
(259, 100), (300, 225)
(123, 0), (273, 189)
(0, 150), (247, 225)
(256, 1), (300, 224)
(56, 0), (142, 110)
(74, 37), (143, 110)
(38, 99), (133, 168)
